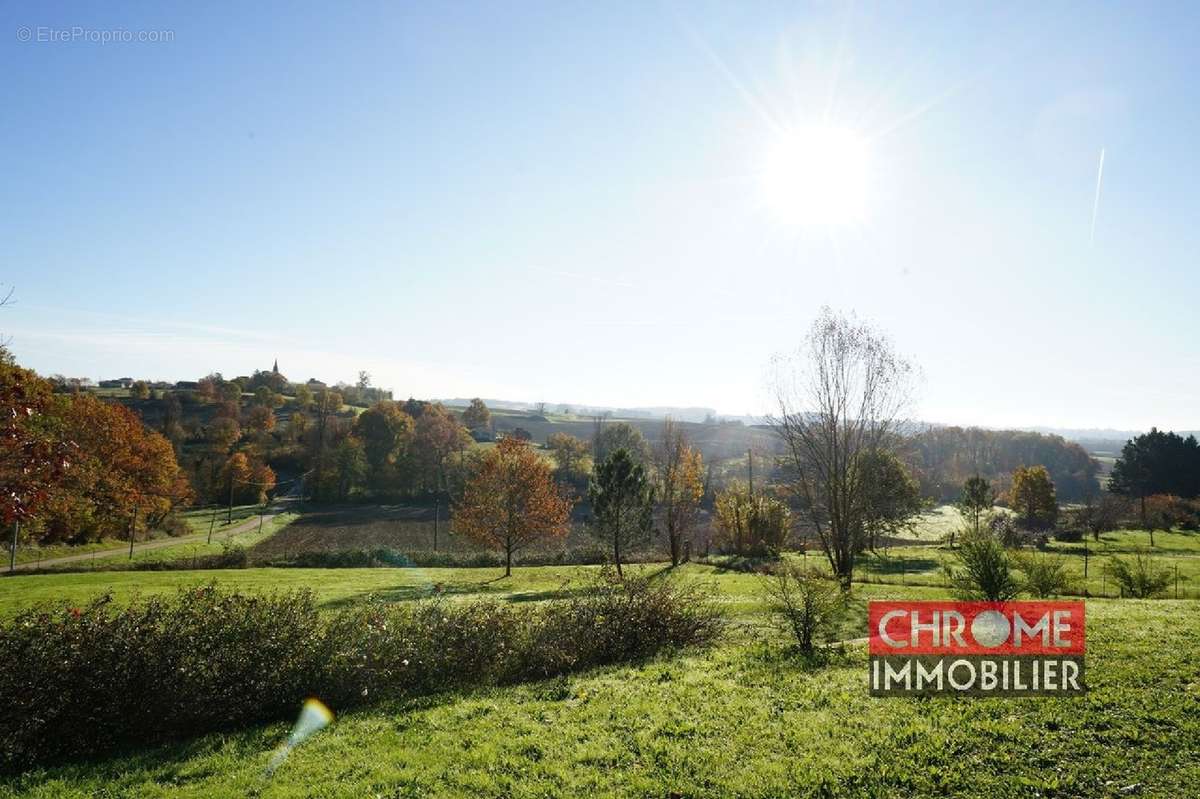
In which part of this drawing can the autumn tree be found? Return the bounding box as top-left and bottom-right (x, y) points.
(50, 394), (189, 542)
(288, 410), (309, 443)
(161, 391), (185, 454)
(249, 461), (277, 505)
(294, 384), (313, 409)
(594, 421), (650, 466)
(461, 398), (491, 431)
(588, 448), (654, 576)
(352, 400), (415, 488)
(196, 374), (221, 403)
(219, 452), (253, 505)
(0, 357), (72, 529)
(455, 437), (573, 576)
(714, 482), (791, 556)
(308, 389), (343, 499)
(1009, 465), (1058, 531)
(413, 403), (471, 493)
(653, 419), (704, 565)
(769, 308), (916, 588)
(546, 431), (590, 487)
(245, 404), (276, 434)
(2, 354), (189, 545)
(131, 380), (150, 400)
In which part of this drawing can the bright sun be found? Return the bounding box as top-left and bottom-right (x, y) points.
(761, 126), (871, 227)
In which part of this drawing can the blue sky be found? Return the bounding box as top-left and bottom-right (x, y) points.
(2, 2), (1198, 430)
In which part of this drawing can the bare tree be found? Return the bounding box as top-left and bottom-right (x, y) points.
(768, 308), (916, 589)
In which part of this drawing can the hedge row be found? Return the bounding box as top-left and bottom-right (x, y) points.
(0, 574), (722, 771)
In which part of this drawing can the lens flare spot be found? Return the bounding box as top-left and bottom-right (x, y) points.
(267, 697), (334, 775)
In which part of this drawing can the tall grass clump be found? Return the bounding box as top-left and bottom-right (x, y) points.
(1015, 551), (1073, 597)
(945, 531), (1020, 601)
(1103, 551), (1172, 598)
(0, 574), (722, 771)
(760, 561), (844, 655)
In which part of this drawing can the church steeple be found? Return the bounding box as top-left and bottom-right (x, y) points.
(272, 358), (279, 374)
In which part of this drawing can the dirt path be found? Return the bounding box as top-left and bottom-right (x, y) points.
(9, 505), (287, 572)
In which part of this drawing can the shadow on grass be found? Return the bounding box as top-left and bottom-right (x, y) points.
(317, 579), (510, 609)
(859, 556), (941, 576)
(317, 578), (610, 610)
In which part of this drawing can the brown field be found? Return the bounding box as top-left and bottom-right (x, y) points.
(247, 504), (723, 563)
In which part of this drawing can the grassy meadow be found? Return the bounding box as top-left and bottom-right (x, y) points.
(0, 568), (1196, 797)
(3, 502), (1199, 797)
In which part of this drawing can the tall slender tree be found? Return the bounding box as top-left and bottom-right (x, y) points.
(654, 419), (704, 566)
(769, 308), (915, 589)
(588, 448), (654, 577)
(956, 474), (995, 544)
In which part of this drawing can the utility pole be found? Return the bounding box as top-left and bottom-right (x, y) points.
(9, 521), (19, 572)
(433, 497), (440, 552)
(227, 473), (235, 524)
(207, 505), (218, 544)
(128, 506), (138, 560)
(747, 449), (754, 496)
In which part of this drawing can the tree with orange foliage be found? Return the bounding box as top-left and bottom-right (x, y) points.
(0, 355), (72, 526)
(454, 437), (573, 577)
(219, 452), (253, 505)
(414, 403), (472, 492)
(43, 393), (189, 542)
(245, 404), (276, 434)
(250, 461), (277, 504)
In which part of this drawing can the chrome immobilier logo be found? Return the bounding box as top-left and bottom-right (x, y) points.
(869, 601), (1086, 696)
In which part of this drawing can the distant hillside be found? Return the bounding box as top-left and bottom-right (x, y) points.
(439, 398), (723, 424)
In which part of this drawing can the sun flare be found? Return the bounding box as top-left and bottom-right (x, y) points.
(761, 126), (871, 227)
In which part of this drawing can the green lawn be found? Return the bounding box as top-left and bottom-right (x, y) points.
(4, 505), (267, 567)
(0, 563), (769, 620)
(852, 527), (1200, 599)
(1, 580), (1195, 798)
(179, 504), (272, 536)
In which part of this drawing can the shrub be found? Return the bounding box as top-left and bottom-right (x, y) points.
(1016, 552), (1072, 597)
(988, 512), (1028, 548)
(1103, 551), (1172, 598)
(160, 514), (192, 537)
(761, 561), (843, 655)
(946, 532), (1020, 601)
(1053, 527), (1084, 543)
(0, 576), (722, 771)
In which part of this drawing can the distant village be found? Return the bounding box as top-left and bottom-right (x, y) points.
(49, 360), (357, 399)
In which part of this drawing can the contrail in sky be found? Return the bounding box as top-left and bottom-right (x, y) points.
(1090, 147), (1106, 246)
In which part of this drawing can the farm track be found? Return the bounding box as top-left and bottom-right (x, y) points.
(8, 502), (291, 572)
